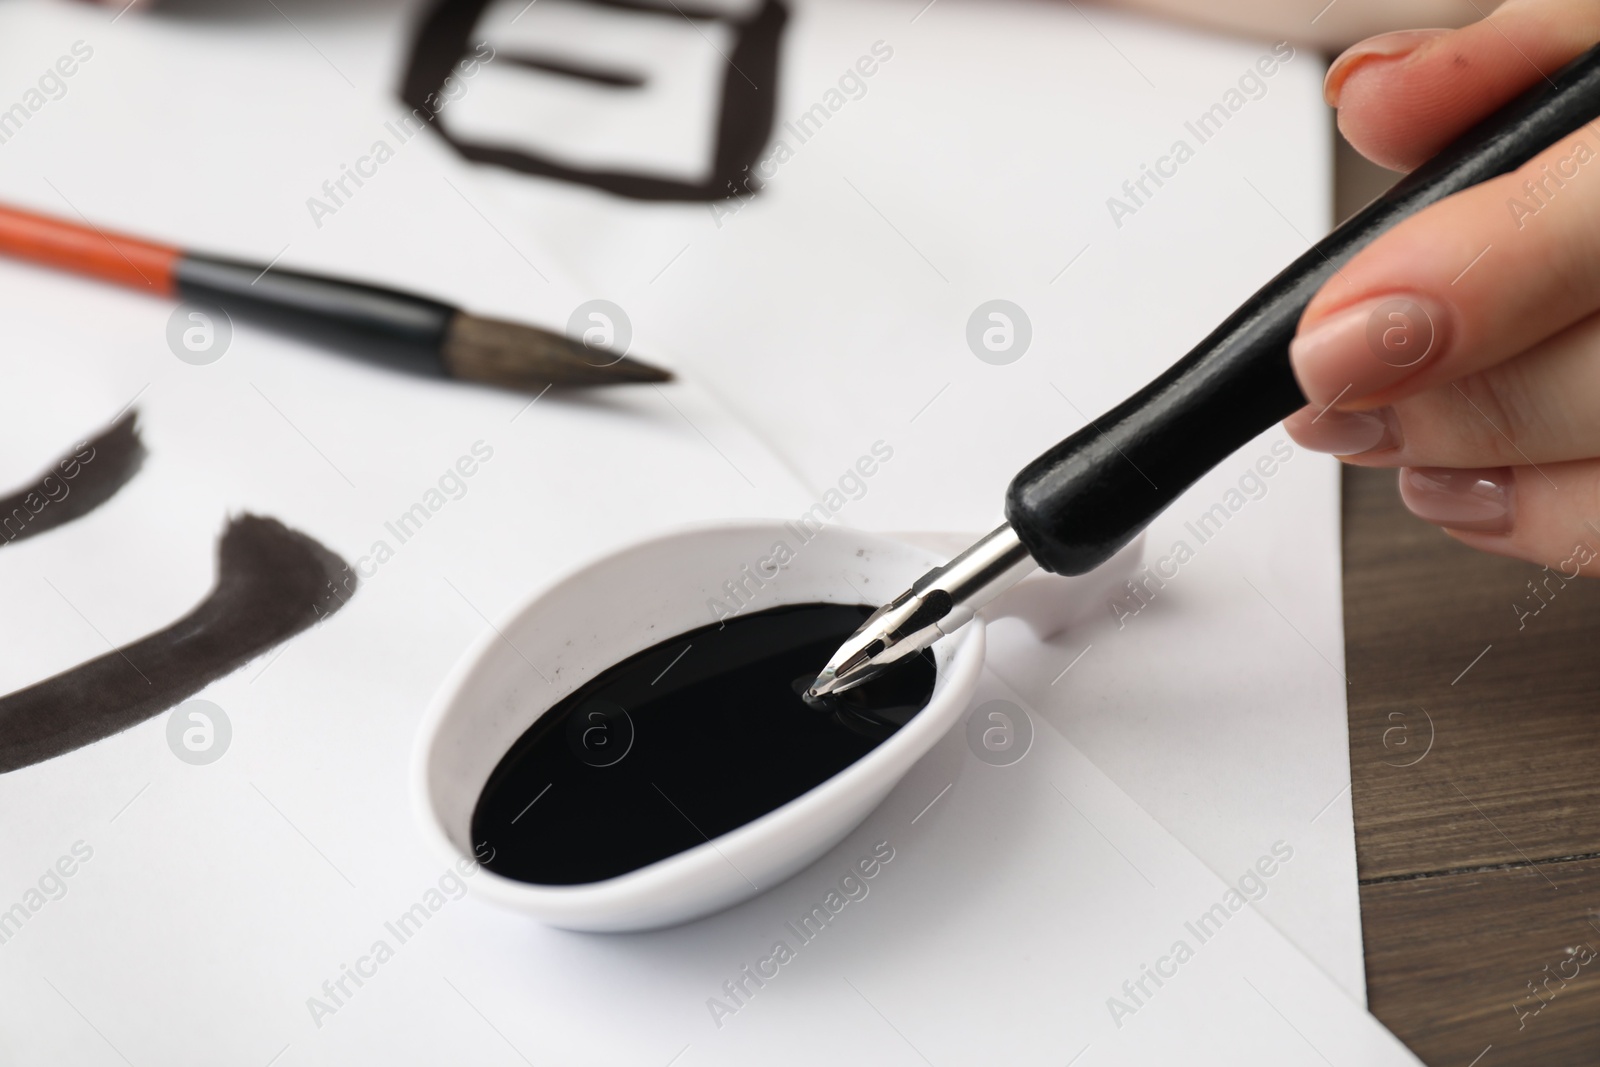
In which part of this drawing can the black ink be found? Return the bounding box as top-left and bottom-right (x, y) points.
(498, 51), (646, 89)
(401, 0), (787, 201)
(473, 603), (935, 886)
(0, 515), (356, 774)
(0, 411), (144, 547)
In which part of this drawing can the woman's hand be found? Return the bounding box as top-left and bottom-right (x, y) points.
(1284, 0), (1600, 572)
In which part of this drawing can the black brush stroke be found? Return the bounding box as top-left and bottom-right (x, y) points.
(498, 51), (646, 89)
(0, 515), (356, 774)
(400, 0), (787, 202)
(580, 0), (744, 18)
(0, 411), (145, 547)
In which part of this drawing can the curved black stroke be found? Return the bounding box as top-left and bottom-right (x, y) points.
(0, 515), (356, 774)
(0, 411), (145, 548)
(400, 0), (787, 202)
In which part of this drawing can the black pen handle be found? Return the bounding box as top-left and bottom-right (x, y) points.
(176, 254), (458, 376)
(1006, 41), (1600, 576)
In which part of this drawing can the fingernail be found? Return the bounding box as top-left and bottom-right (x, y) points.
(1398, 466), (1514, 533)
(1324, 28), (1450, 107)
(1283, 404), (1400, 455)
(1290, 293), (1448, 409)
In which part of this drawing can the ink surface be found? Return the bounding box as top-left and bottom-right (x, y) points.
(473, 603), (936, 886)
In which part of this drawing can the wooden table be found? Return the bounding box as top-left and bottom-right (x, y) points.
(1344, 463), (1600, 1065)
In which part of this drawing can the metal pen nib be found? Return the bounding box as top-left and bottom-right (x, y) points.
(807, 523), (1038, 699)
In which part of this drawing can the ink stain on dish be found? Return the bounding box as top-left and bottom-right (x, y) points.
(473, 602), (936, 886)
(0, 514), (355, 774)
(0, 410), (145, 547)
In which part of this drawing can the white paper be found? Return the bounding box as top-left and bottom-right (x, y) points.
(0, 2), (1368, 1059)
(984, 427), (1361, 1006)
(0, 665), (1408, 1065)
(451, 0), (734, 181)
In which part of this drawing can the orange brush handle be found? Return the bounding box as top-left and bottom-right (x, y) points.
(0, 203), (180, 295)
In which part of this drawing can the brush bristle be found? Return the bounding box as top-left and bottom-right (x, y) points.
(441, 312), (673, 389)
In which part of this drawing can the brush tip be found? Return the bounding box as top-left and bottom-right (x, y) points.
(600, 355), (675, 384)
(443, 312), (674, 391)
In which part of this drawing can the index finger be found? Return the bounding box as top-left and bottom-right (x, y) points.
(1330, 0), (1600, 171)
(1290, 119), (1600, 411)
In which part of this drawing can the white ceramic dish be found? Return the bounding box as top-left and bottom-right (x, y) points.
(412, 521), (1136, 932)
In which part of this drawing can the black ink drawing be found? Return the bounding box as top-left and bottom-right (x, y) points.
(0, 514), (356, 774)
(0, 414), (357, 774)
(0, 410), (144, 547)
(401, 0), (787, 201)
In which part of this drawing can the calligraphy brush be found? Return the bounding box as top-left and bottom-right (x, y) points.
(0, 202), (671, 389)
